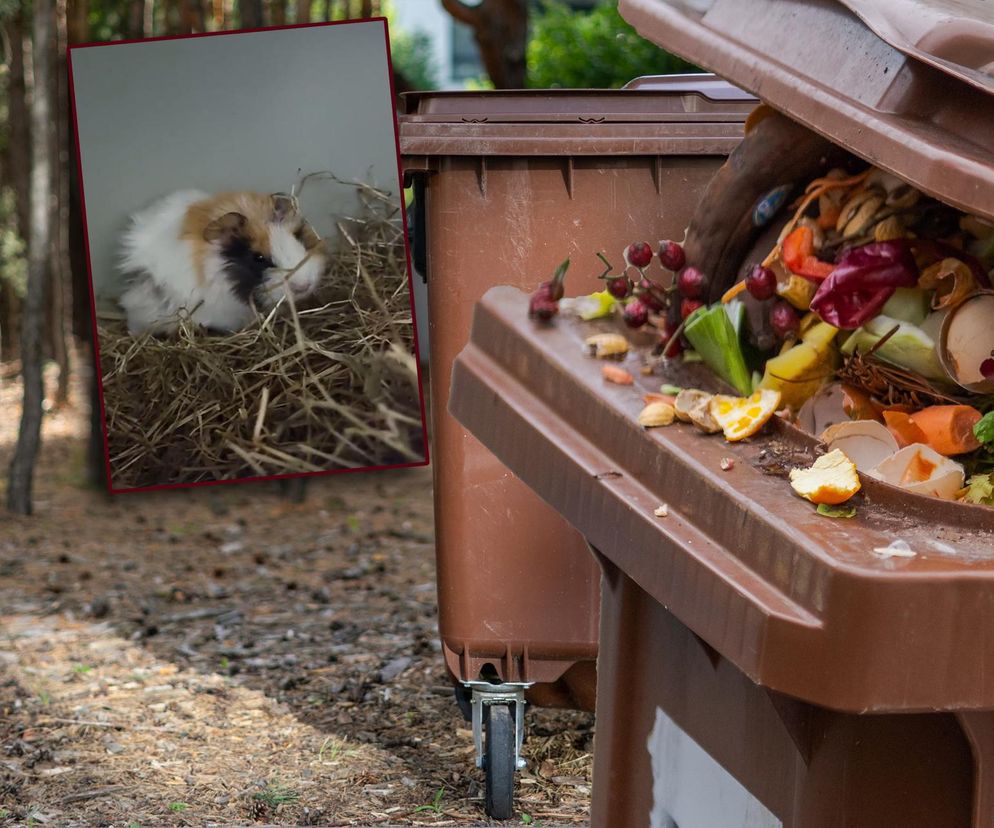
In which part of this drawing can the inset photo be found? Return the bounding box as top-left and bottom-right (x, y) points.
(69, 19), (427, 492)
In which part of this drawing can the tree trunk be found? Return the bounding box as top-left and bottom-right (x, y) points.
(268, 0), (286, 26)
(441, 0), (527, 89)
(0, 11), (27, 364)
(180, 0), (206, 32)
(240, 0), (263, 28)
(51, 0), (72, 408)
(213, 0), (226, 29)
(66, 0), (89, 44)
(0, 282), (19, 365)
(126, 0), (147, 37)
(8, 0), (54, 515)
(295, 0), (310, 23)
(4, 9), (30, 239)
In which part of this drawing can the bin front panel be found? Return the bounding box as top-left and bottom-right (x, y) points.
(591, 560), (977, 828)
(426, 154), (728, 685)
(450, 286), (994, 711)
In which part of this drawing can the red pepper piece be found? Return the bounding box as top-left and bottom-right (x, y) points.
(782, 226), (836, 281)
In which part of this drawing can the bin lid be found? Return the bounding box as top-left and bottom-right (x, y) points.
(618, 0), (994, 220)
(399, 74), (756, 157)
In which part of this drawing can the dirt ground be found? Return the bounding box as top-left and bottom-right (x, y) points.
(0, 364), (593, 827)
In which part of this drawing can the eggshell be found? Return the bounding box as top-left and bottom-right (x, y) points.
(938, 292), (994, 391)
(867, 443), (965, 499)
(820, 420), (899, 472)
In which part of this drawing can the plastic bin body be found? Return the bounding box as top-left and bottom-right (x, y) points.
(399, 79), (754, 706)
(451, 287), (994, 826)
(446, 1), (994, 822)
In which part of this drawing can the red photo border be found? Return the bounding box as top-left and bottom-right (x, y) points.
(67, 17), (430, 495)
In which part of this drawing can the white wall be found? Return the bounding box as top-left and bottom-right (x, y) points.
(71, 21), (403, 299)
(391, 0), (463, 90)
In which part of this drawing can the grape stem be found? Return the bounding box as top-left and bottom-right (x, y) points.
(596, 252), (614, 280)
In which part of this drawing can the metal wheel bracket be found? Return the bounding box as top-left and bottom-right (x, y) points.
(466, 681), (530, 771)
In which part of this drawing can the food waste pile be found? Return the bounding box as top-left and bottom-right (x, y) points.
(528, 167), (994, 515)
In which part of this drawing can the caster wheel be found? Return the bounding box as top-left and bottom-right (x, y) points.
(484, 703), (516, 820)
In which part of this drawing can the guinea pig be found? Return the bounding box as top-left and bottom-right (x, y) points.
(117, 190), (328, 335)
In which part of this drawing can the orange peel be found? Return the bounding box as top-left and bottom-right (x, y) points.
(789, 449), (862, 505)
(709, 388), (782, 442)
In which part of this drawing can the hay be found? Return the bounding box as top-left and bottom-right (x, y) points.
(98, 183), (425, 490)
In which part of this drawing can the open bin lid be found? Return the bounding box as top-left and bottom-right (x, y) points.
(619, 0), (994, 220)
(399, 74), (756, 157)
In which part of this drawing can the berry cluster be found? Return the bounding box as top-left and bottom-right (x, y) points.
(597, 240), (706, 358)
(744, 264), (799, 341)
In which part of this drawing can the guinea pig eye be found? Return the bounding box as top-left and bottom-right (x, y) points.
(252, 252), (268, 264)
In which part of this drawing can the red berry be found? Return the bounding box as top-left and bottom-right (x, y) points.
(638, 277), (666, 312)
(658, 319), (684, 358)
(982, 358), (994, 380)
(680, 298), (704, 320)
(606, 276), (631, 299)
(539, 278), (565, 302)
(676, 266), (705, 299)
(622, 299), (649, 329)
(745, 264), (777, 301)
(529, 292), (559, 321)
(658, 240), (686, 271)
(770, 300), (800, 339)
(625, 241), (653, 269)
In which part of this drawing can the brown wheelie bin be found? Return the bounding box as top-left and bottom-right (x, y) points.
(448, 1), (994, 825)
(398, 77), (755, 818)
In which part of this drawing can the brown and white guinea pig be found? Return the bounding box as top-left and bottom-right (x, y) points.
(118, 190), (328, 335)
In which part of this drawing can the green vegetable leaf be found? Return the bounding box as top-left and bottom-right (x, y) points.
(974, 412), (994, 444)
(683, 304), (753, 395)
(816, 503), (857, 519)
(963, 473), (994, 505)
(659, 384), (682, 396)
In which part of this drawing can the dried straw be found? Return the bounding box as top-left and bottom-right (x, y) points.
(98, 182), (424, 489)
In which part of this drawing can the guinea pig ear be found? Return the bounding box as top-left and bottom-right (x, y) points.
(203, 212), (247, 245)
(270, 193), (298, 223)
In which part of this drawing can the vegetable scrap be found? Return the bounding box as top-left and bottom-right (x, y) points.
(872, 539), (917, 559)
(789, 449), (861, 505)
(816, 503), (857, 518)
(548, 160), (994, 510)
(584, 333), (629, 359)
(638, 402), (676, 428)
(603, 364), (634, 385)
(720, 457), (735, 471)
(709, 389), (782, 442)
(654, 504), (669, 517)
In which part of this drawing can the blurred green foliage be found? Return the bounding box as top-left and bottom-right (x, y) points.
(389, 26), (439, 91)
(0, 190), (26, 297)
(527, 0), (697, 89)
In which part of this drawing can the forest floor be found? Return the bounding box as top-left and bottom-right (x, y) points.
(0, 364), (593, 827)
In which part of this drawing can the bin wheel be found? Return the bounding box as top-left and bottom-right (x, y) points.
(484, 703), (516, 820)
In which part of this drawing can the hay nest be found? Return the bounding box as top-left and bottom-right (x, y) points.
(98, 183), (425, 490)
